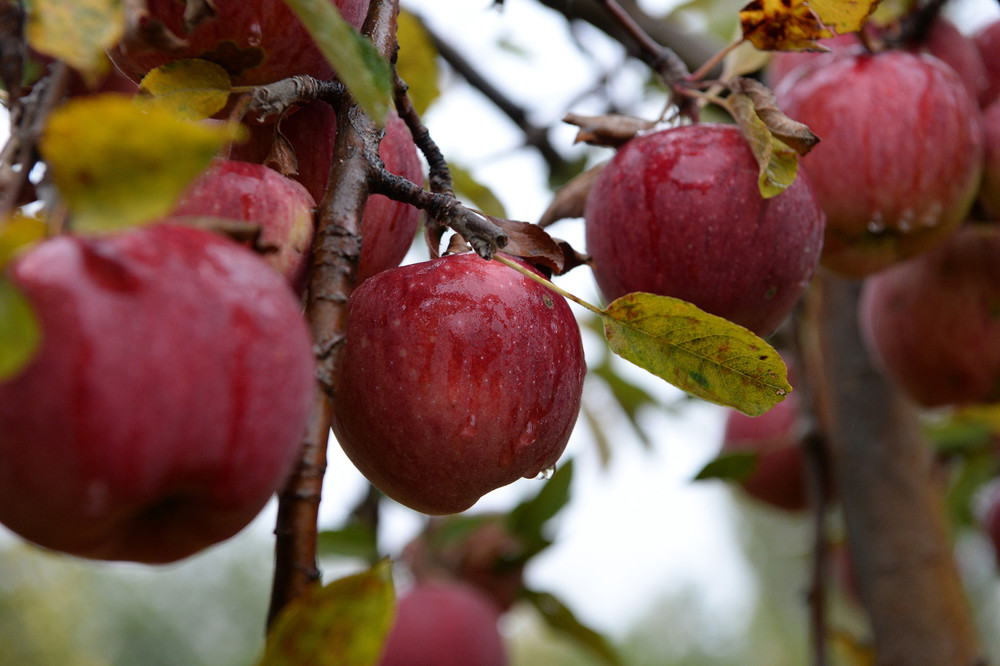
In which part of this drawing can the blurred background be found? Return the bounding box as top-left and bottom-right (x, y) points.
(4, 0), (1000, 664)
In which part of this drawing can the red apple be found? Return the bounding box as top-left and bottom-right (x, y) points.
(0, 224), (316, 563)
(775, 49), (984, 277)
(109, 0), (371, 87)
(765, 32), (859, 89)
(379, 581), (508, 666)
(721, 393), (807, 511)
(920, 17), (990, 106)
(976, 19), (1000, 106)
(170, 158), (316, 291)
(859, 224), (1000, 407)
(331, 253), (586, 515)
(230, 105), (423, 282)
(583, 123), (825, 337)
(980, 99), (1000, 219)
(978, 481), (1000, 568)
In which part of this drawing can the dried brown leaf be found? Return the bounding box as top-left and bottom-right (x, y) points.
(729, 77), (819, 155)
(563, 112), (656, 148)
(486, 215), (565, 274)
(538, 162), (606, 228)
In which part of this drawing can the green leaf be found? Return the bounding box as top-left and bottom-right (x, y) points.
(138, 59), (233, 120)
(0, 216), (47, 268)
(396, 10), (440, 116)
(282, 0), (392, 122)
(507, 459), (573, 553)
(450, 162), (508, 218)
(260, 560), (394, 666)
(945, 452), (999, 529)
(39, 93), (242, 232)
(591, 360), (658, 448)
(317, 524), (379, 563)
(523, 589), (623, 666)
(601, 292), (791, 416)
(0, 277), (41, 380)
(693, 450), (759, 482)
(728, 92), (799, 198)
(26, 0), (124, 83)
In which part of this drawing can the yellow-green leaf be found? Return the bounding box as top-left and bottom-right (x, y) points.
(396, 10), (440, 116)
(39, 93), (242, 232)
(260, 560), (395, 666)
(450, 163), (507, 218)
(810, 0), (880, 34)
(26, 0), (124, 83)
(0, 277), (40, 380)
(602, 292), (791, 416)
(138, 59), (233, 120)
(728, 92), (800, 198)
(282, 0), (392, 123)
(0, 216), (47, 268)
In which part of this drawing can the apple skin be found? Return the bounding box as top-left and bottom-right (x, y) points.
(858, 224), (1000, 408)
(980, 99), (1000, 219)
(775, 49), (984, 277)
(976, 19), (1000, 107)
(583, 123), (825, 337)
(721, 393), (807, 511)
(108, 0), (371, 87)
(0, 224), (316, 563)
(379, 581), (507, 666)
(230, 104), (423, 282)
(171, 158), (316, 291)
(331, 253), (586, 515)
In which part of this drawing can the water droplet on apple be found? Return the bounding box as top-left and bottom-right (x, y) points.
(535, 465), (556, 480)
(248, 22), (263, 47)
(897, 209), (915, 233)
(776, 389), (787, 396)
(866, 212), (885, 234)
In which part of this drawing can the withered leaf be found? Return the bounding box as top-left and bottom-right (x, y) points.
(728, 77), (819, 155)
(563, 112), (656, 148)
(264, 117), (300, 177)
(485, 215), (565, 274)
(538, 162), (606, 228)
(740, 0), (834, 51)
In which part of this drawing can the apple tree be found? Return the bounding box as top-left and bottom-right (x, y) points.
(1, 0), (999, 663)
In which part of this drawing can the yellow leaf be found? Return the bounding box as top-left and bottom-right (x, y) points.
(740, 0), (833, 51)
(811, 0), (881, 34)
(396, 10), (440, 116)
(26, 0), (124, 83)
(0, 215), (47, 268)
(39, 94), (242, 232)
(602, 293), (791, 416)
(138, 59), (233, 120)
(0, 277), (40, 381)
(260, 561), (394, 666)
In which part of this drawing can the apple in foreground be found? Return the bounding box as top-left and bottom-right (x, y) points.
(859, 224), (1000, 407)
(775, 49), (984, 277)
(379, 581), (508, 666)
(583, 123), (825, 337)
(331, 253), (586, 515)
(721, 393), (807, 511)
(109, 0), (370, 87)
(171, 158), (316, 291)
(0, 224), (316, 563)
(230, 105), (423, 282)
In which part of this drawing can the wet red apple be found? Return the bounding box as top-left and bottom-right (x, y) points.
(583, 123), (825, 337)
(0, 224), (316, 563)
(775, 49), (984, 276)
(331, 253), (585, 515)
(976, 19), (1000, 106)
(859, 224), (1000, 407)
(980, 99), (1000, 219)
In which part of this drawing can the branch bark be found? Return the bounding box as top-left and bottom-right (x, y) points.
(803, 272), (982, 666)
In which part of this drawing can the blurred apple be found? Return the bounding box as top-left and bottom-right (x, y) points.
(171, 158), (315, 291)
(379, 581), (507, 666)
(775, 49), (984, 276)
(0, 224), (316, 563)
(331, 253), (585, 515)
(109, 0), (371, 86)
(859, 224), (1000, 407)
(976, 19), (1000, 106)
(979, 99), (1000, 219)
(583, 123), (825, 337)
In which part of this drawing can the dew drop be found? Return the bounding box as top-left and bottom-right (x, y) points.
(866, 212), (885, 234)
(247, 22), (263, 47)
(535, 465), (556, 480)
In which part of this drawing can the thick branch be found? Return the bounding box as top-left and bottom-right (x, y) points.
(267, 0), (398, 629)
(804, 273), (981, 665)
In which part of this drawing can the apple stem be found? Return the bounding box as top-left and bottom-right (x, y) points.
(493, 255), (605, 318)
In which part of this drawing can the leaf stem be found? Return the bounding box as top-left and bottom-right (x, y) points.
(493, 254), (605, 317)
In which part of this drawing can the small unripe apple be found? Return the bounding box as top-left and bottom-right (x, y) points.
(859, 224), (1000, 407)
(979, 99), (1000, 219)
(171, 159), (315, 290)
(721, 393), (807, 511)
(331, 253), (586, 515)
(775, 49), (984, 277)
(583, 123), (825, 337)
(109, 0), (371, 86)
(976, 19), (1000, 106)
(0, 224), (316, 563)
(230, 106), (423, 281)
(379, 581), (508, 666)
